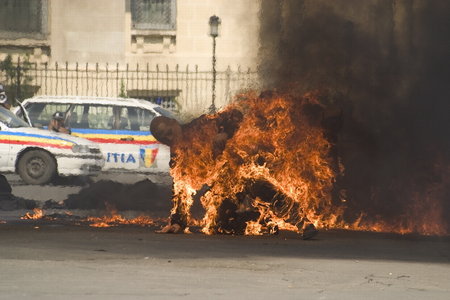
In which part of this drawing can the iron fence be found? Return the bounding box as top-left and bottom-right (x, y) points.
(0, 60), (258, 113)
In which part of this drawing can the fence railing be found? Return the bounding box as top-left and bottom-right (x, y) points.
(0, 60), (259, 113)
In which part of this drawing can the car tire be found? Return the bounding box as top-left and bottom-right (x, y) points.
(17, 150), (57, 185)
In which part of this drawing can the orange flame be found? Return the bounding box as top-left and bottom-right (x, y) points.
(18, 206), (160, 229)
(169, 91), (342, 235)
(87, 214), (157, 228)
(87, 204), (161, 228)
(167, 90), (448, 236)
(21, 208), (44, 220)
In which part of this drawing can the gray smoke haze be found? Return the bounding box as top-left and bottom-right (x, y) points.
(258, 0), (450, 232)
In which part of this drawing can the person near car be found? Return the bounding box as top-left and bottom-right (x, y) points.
(0, 84), (11, 110)
(150, 108), (244, 233)
(48, 111), (71, 134)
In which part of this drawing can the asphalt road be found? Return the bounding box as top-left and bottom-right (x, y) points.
(0, 222), (449, 300)
(1, 174), (449, 299)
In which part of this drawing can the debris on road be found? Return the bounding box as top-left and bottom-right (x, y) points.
(64, 179), (171, 211)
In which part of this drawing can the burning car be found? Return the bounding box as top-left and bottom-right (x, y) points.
(0, 106), (104, 185)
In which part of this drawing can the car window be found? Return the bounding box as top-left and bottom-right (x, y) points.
(21, 100), (164, 132)
(114, 106), (130, 130)
(128, 107), (156, 131)
(25, 103), (71, 127)
(70, 104), (114, 130)
(70, 104), (156, 131)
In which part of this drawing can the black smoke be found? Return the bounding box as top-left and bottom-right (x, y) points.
(258, 0), (450, 233)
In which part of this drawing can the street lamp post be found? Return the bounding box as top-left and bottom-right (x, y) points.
(209, 15), (221, 114)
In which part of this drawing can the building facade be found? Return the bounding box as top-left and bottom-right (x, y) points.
(0, 0), (260, 113)
(0, 0), (260, 69)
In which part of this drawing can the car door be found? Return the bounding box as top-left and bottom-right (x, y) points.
(126, 106), (170, 172)
(68, 103), (169, 172)
(0, 108), (31, 171)
(0, 122), (11, 169)
(67, 104), (124, 170)
(67, 104), (142, 171)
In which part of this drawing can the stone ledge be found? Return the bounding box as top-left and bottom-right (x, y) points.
(0, 38), (50, 47)
(130, 30), (176, 54)
(131, 29), (176, 37)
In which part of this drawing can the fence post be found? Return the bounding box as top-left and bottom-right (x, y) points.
(185, 64), (189, 110)
(16, 57), (21, 101)
(85, 63), (89, 96)
(75, 62), (79, 95)
(175, 64), (179, 110)
(146, 63), (149, 93)
(126, 63), (129, 96)
(44, 62), (48, 94)
(116, 63), (119, 96)
(225, 65), (231, 104)
(106, 63), (109, 97)
(34, 61), (38, 96)
(95, 62), (99, 97)
(194, 65), (198, 109)
(136, 62), (139, 93)
(166, 64), (169, 99)
(55, 62), (59, 95)
(175, 64), (179, 90)
(156, 64), (160, 98)
(65, 61), (68, 95)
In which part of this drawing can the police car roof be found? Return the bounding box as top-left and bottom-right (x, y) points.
(22, 95), (163, 110)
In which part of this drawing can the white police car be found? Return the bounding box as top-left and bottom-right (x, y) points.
(14, 96), (173, 174)
(0, 106), (104, 185)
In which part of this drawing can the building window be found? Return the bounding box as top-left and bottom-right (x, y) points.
(0, 0), (48, 39)
(131, 0), (176, 30)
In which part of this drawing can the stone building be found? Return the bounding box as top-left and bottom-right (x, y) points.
(0, 0), (260, 70)
(0, 0), (260, 112)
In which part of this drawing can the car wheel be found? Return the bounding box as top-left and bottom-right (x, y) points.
(17, 150), (57, 185)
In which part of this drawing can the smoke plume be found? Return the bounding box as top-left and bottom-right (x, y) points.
(258, 0), (450, 233)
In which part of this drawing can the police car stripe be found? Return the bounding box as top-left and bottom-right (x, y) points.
(13, 137), (73, 147)
(72, 133), (156, 142)
(0, 139), (72, 149)
(0, 134), (74, 146)
(0, 131), (76, 149)
(0, 131), (76, 143)
(70, 128), (157, 145)
(82, 137), (157, 145)
(72, 128), (151, 135)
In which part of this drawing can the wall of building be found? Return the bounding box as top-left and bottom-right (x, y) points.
(50, 0), (127, 63)
(125, 0), (260, 70)
(47, 0), (259, 71)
